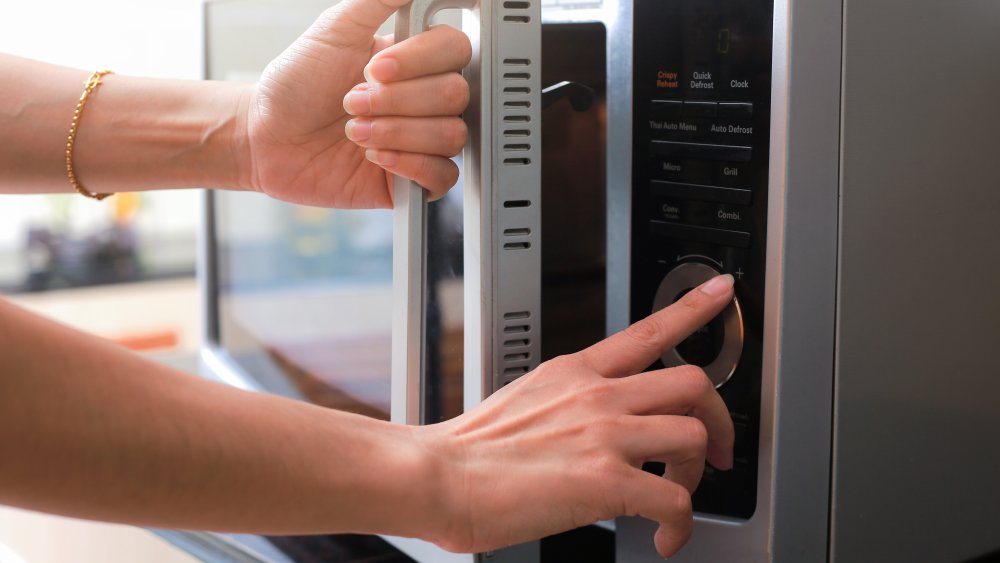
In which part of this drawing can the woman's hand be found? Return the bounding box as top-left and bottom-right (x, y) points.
(418, 275), (737, 558)
(242, 0), (471, 208)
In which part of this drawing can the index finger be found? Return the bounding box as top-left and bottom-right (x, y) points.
(364, 24), (472, 83)
(579, 274), (735, 378)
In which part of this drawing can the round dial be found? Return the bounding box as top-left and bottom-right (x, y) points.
(652, 262), (744, 387)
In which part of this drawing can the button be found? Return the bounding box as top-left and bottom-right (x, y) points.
(650, 99), (682, 120)
(650, 140), (752, 162)
(648, 220), (751, 248)
(683, 101), (717, 118)
(650, 180), (752, 205)
(718, 102), (754, 119)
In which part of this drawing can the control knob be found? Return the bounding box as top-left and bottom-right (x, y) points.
(652, 262), (744, 387)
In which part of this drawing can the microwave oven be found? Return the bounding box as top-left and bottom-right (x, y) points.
(170, 0), (1000, 561)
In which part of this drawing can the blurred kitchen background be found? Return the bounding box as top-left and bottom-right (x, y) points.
(1, 1), (206, 561)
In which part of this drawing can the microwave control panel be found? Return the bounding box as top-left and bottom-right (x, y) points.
(631, 0), (774, 519)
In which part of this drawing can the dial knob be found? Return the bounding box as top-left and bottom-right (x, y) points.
(652, 262), (744, 387)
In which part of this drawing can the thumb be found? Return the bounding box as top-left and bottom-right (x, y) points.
(321, 0), (412, 48)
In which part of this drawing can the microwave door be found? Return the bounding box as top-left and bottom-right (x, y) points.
(386, 0), (542, 561)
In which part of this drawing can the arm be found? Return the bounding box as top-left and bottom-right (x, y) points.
(0, 54), (247, 195)
(0, 296), (445, 540)
(0, 0), (470, 206)
(0, 275), (734, 557)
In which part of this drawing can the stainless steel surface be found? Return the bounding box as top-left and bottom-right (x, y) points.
(390, 0), (475, 429)
(616, 0), (843, 559)
(766, 0), (843, 558)
(463, 0), (543, 410)
(153, 530), (291, 563)
(393, 0), (541, 558)
(603, 0), (633, 336)
(652, 262), (744, 387)
(832, 1), (1000, 561)
(390, 167), (427, 426)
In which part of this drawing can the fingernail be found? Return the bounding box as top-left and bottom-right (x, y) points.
(343, 87), (372, 115)
(699, 274), (734, 297)
(365, 148), (398, 167)
(345, 119), (371, 142)
(364, 57), (398, 83)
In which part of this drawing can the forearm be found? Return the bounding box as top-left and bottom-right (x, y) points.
(0, 298), (446, 540)
(0, 54), (250, 194)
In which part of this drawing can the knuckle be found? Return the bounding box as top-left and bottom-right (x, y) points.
(442, 160), (460, 190)
(667, 483), (693, 517)
(436, 24), (473, 65)
(441, 74), (471, 110)
(444, 119), (468, 154)
(589, 414), (623, 442)
(576, 377), (616, 405)
(542, 354), (577, 375)
(589, 453), (626, 482)
(677, 418), (709, 453)
(456, 32), (473, 65)
(673, 364), (712, 392)
(622, 318), (663, 349)
(677, 286), (708, 311)
(372, 119), (399, 144)
(413, 154), (434, 183)
(369, 84), (390, 114)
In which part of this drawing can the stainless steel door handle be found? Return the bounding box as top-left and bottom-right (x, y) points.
(391, 0), (476, 427)
(391, 0), (543, 425)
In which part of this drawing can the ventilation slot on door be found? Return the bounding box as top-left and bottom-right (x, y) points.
(503, 228), (531, 237)
(503, 241), (531, 250)
(504, 86), (530, 95)
(503, 72), (530, 80)
(504, 338), (529, 348)
(504, 324), (530, 334)
(504, 352), (530, 362)
(503, 366), (530, 377)
(503, 200), (531, 208)
(502, 0), (531, 23)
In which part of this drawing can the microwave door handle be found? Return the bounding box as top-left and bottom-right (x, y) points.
(391, 0), (477, 427)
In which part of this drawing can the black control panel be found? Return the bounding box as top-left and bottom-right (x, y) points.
(632, 0), (773, 519)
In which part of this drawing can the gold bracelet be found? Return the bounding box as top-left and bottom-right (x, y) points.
(66, 70), (114, 201)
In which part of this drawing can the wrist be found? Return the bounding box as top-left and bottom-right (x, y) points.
(226, 84), (255, 192)
(409, 422), (470, 551)
(194, 80), (254, 191)
(375, 422), (458, 546)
